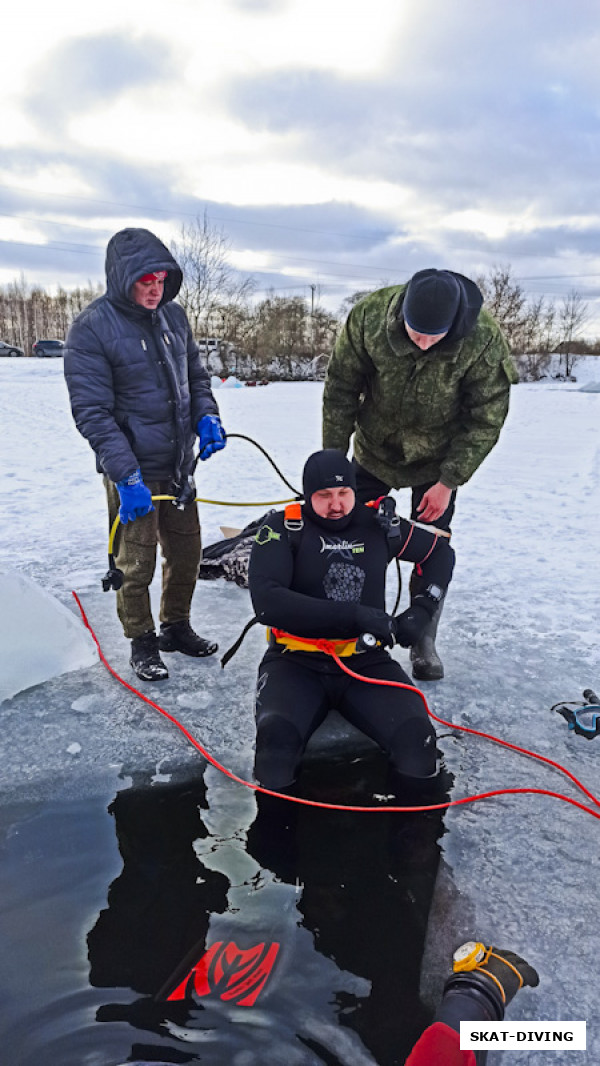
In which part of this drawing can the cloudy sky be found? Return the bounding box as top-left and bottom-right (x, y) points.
(3, 0), (600, 329)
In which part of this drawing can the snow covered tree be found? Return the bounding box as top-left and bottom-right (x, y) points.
(557, 290), (589, 378)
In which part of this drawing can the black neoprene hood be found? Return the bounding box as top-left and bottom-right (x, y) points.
(302, 449), (357, 531)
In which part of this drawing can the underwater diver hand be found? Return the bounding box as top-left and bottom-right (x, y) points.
(197, 415), (226, 460)
(439, 942), (540, 1026)
(116, 469), (154, 523)
(405, 944), (539, 1066)
(392, 603), (431, 647)
(472, 945), (539, 1007)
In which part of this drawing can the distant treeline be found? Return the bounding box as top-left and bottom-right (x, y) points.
(0, 280), (103, 358)
(1, 216), (597, 380)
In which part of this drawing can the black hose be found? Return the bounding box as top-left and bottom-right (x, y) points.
(226, 432), (301, 496)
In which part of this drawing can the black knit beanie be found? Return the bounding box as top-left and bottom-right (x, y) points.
(403, 268), (461, 335)
(302, 449), (357, 530)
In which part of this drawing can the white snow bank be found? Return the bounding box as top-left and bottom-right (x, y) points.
(0, 572), (97, 704)
(211, 374), (244, 389)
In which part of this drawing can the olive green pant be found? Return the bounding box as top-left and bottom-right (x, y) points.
(104, 478), (202, 640)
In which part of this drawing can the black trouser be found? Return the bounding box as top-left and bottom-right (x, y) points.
(351, 460), (456, 533)
(254, 650), (437, 789)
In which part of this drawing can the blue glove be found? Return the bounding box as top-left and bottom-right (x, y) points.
(197, 415), (226, 460)
(116, 469), (154, 523)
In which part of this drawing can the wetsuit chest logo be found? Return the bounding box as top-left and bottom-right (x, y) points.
(319, 536), (365, 559)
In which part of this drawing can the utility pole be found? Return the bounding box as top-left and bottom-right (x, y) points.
(309, 284), (316, 359)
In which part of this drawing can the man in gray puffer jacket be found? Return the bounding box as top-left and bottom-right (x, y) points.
(64, 227), (226, 681)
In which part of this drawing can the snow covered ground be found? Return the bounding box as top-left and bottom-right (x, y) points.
(1, 357), (599, 1062)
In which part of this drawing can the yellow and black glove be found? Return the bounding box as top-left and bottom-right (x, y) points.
(436, 941), (539, 1029)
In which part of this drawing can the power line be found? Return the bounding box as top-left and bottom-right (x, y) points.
(2, 200), (600, 306)
(0, 209), (399, 275)
(0, 237), (102, 256)
(0, 183), (387, 242)
(4, 181), (599, 283)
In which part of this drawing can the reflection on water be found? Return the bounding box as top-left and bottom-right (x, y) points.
(0, 753), (454, 1065)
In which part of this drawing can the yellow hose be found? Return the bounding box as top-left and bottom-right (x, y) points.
(108, 494), (298, 554)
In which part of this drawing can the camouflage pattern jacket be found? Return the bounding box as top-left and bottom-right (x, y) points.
(322, 284), (519, 489)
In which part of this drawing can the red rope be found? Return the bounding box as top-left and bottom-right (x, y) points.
(72, 592), (600, 819)
(326, 646), (600, 810)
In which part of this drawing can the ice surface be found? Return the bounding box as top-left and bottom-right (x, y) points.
(0, 359), (599, 1061)
(0, 571), (97, 703)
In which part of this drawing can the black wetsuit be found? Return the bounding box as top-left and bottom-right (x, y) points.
(248, 502), (455, 789)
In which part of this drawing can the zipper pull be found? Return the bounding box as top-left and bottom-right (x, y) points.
(141, 339), (147, 351)
(163, 332), (171, 345)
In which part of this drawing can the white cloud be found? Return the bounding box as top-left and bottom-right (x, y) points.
(0, 0), (599, 322)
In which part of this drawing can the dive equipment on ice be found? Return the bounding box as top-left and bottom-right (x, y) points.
(553, 689), (600, 739)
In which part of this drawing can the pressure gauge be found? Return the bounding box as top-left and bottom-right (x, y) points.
(452, 941), (486, 972)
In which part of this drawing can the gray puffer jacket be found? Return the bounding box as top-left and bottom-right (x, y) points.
(64, 227), (219, 484)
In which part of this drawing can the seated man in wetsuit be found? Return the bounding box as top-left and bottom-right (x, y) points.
(248, 448), (455, 791)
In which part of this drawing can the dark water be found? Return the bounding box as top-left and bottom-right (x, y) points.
(0, 754), (453, 1066)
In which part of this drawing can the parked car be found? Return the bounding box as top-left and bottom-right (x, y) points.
(0, 340), (25, 357)
(32, 339), (64, 357)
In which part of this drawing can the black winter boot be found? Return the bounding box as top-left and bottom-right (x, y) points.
(410, 602), (444, 681)
(130, 631), (169, 681)
(158, 620), (218, 658)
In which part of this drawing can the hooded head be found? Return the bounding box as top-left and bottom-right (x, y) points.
(302, 449), (357, 530)
(105, 228), (183, 313)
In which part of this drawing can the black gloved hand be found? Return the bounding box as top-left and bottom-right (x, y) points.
(392, 604), (430, 647)
(355, 606), (395, 648)
(438, 942), (540, 1028)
